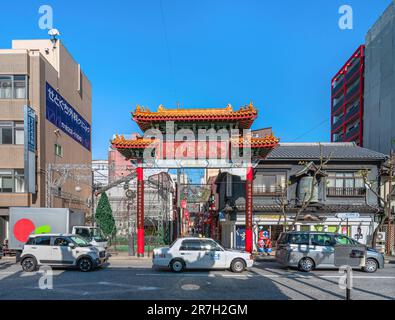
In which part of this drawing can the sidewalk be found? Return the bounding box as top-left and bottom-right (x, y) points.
(107, 251), (152, 260)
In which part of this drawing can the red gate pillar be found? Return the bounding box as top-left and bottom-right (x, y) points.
(137, 160), (144, 257)
(245, 164), (253, 253)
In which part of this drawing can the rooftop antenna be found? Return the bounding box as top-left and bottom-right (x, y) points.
(48, 28), (60, 48)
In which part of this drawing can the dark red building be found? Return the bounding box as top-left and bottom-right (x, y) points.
(331, 45), (365, 146)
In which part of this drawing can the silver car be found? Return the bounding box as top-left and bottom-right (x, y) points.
(275, 231), (385, 273)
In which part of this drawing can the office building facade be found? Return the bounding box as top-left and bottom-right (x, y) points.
(364, 1), (395, 155)
(0, 39), (92, 242)
(331, 45), (365, 146)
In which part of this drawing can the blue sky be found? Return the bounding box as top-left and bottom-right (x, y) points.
(0, 0), (392, 159)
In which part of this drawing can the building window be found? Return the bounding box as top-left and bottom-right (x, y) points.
(0, 75), (28, 99)
(14, 122), (24, 144)
(346, 78), (360, 95)
(333, 74), (344, 89)
(327, 172), (365, 197)
(254, 173), (286, 195)
(346, 120), (360, 134)
(333, 132), (344, 142)
(0, 169), (24, 193)
(55, 144), (63, 157)
(0, 122), (12, 144)
(0, 121), (24, 145)
(346, 100), (359, 114)
(333, 114), (343, 124)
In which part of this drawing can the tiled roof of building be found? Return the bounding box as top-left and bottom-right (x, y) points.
(111, 134), (279, 149)
(266, 143), (387, 161)
(132, 103), (258, 131)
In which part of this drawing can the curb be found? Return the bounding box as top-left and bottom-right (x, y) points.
(107, 254), (152, 261)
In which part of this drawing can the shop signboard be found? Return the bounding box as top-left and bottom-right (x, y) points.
(24, 106), (36, 193)
(45, 82), (91, 150)
(235, 225), (245, 250)
(335, 213), (360, 219)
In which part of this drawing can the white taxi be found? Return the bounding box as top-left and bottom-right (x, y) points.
(153, 237), (254, 273)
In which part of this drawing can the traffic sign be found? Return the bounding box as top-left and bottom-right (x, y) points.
(335, 212), (360, 219)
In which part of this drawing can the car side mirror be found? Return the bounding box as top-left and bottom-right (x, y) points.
(68, 243), (76, 248)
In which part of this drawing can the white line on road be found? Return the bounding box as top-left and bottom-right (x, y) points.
(134, 272), (395, 280)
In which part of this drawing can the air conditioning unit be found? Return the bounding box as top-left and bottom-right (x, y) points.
(377, 232), (386, 242)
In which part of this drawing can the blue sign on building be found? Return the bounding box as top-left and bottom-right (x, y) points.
(26, 107), (36, 152)
(24, 106), (36, 193)
(45, 82), (91, 150)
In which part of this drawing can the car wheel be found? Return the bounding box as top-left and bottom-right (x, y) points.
(363, 258), (378, 273)
(21, 257), (37, 272)
(298, 257), (314, 272)
(170, 259), (185, 273)
(78, 257), (93, 272)
(230, 258), (246, 273)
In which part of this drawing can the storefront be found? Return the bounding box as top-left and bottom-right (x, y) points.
(220, 212), (376, 250)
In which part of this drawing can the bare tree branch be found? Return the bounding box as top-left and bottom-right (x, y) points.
(288, 145), (333, 231)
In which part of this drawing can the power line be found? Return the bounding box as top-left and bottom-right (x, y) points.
(290, 117), (330, 142)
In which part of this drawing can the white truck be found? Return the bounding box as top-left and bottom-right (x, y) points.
(9, 207), (108, 252)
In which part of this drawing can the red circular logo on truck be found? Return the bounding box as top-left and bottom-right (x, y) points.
(13, 218), (36, 242)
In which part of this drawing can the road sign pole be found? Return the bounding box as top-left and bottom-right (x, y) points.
(346, 266), (352, 300)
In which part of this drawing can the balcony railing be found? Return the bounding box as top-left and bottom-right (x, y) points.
(345, 125), (360, 140)
(332, 96), (345, 113)
(345, 61), (361, 81)
(345, 82), (361, 101)
(332, 78), (345, 96)
(253, 186), (285, 195)
(345, 104), (360, 122)
(327, 187), (365, 197)
(333, 135), (345, 142)
(332, 116), (344, 132)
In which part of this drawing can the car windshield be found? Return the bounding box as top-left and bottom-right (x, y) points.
(70, 235), (91, 247)
(75, 227), (106, 242)
(91, 228), (106, 242)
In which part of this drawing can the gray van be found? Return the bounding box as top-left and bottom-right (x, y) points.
(275, 231), (384, 273)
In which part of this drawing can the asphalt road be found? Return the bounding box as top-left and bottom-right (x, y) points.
(0, 257), (394, 300)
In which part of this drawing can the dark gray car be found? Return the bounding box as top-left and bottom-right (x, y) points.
(275, 231), (385, 273)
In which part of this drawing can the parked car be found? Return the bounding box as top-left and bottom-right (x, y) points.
(72, 226), (108, 249)
(20, 234), (108, 272)
(153, 237), (254, 273)
(275, 231), (385, 273)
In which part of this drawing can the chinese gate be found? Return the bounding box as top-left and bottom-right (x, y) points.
(111, 103), (279, 254)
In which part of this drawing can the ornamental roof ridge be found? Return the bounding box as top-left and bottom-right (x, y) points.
(132, 103), (257, 115)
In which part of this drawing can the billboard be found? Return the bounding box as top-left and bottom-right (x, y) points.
(24, 106), (36, 193)
(45, 82), (91, 150)
(235, 225), (246, 250)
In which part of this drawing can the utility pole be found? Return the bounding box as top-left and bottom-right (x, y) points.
(386, 150), (394, 255)
(91, 169), (95, 227)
